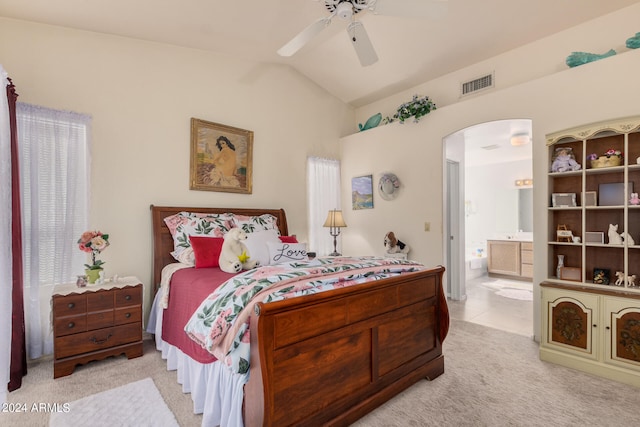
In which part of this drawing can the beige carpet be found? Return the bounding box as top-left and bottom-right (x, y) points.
(353, 320), (639, 427)
(5, 323), (640, 427)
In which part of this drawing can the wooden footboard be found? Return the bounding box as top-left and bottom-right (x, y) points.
(245, 266), (448, 427)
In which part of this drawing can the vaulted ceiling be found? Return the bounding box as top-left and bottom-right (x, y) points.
(0, 0), (637, 107)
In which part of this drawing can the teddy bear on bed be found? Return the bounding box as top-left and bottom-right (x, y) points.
(218, 227), (259, 273)
(384, 232), (410, 254)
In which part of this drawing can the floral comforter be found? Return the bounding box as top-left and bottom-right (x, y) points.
(184, 256), (424, 375)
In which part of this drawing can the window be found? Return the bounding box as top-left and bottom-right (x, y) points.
(17, 103), (91, 358)
(306, 157), (341, 256)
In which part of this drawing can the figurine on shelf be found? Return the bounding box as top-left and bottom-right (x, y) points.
(615, 271), (625, 286)
(608, 224), (623, 245)
(621, 231), (635, 246)
(551, 147), (581, 173)
(627, 275), (637, 287)
(593, 268), (609, 285)
(629, 193), (640, 205)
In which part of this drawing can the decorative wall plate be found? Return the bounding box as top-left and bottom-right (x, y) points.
(378, 173), (400, 200)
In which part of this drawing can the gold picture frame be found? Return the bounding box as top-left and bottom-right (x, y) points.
(190, 118), (253, 194)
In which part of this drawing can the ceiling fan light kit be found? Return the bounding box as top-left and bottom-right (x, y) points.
(336, 2), (354, 20)
(278, 0), (448, 66)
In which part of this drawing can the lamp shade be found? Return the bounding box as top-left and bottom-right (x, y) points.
(323, 210), (347, 228)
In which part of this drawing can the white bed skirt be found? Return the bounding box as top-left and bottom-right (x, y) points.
(148, 292), (246, 427)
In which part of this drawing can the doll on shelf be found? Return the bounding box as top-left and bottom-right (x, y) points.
(551, 147), (581, 173)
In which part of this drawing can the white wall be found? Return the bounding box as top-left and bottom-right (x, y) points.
(340, 47), (640, 341)
(355, 3), (640, 127)
(0, 18), (354, 317)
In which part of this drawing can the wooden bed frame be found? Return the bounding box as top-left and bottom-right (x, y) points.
(150, 205), (449, 426)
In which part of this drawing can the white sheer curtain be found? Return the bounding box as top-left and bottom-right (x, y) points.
(307, 157), (341, 256)
(17, 103), (91, 359)
(0, 65), (13, 404)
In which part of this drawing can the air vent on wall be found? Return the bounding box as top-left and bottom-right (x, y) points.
(461, 73), (494, 97)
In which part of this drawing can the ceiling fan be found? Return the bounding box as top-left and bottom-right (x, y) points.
(277, 0), (448, 66)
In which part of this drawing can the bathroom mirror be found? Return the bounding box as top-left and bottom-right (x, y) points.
(518, 188), (533, 232)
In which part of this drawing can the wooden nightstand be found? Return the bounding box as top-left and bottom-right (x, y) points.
(52, 276), (144, 378)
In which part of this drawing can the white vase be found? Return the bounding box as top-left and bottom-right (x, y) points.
(556, 255), (565, 278)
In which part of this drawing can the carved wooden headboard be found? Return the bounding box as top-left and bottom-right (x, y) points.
(150, 205), (289, 293)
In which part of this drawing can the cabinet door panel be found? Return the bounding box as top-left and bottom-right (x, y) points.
(543, 289), (599, 360)
(487, 241), (520, 276)
(605, 297), (640, 368)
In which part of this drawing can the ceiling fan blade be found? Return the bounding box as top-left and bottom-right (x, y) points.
(277, 17), (331, 57)
(372, 0), (448, 19)
(347, 21), (378, 67)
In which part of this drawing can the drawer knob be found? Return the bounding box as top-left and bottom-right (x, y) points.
(125, 313), (131, 318)
(67, 322), (75, 329)
(67, 302), (75, 309)
(125, 295), (132, 301)
(90, 334), (113, 345)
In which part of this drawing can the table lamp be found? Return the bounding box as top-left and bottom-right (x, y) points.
(323, 209), (347, 256)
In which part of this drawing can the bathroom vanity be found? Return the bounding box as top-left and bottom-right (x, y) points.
(487, 239), (533, 279)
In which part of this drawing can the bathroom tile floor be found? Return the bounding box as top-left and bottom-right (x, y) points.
(447, 274), (533, 338)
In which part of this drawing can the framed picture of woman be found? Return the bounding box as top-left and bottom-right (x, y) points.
(190, 118), (253, 194)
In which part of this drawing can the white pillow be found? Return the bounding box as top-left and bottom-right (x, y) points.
(176, 246), (195, 266)
(244, 229), (281, 266)
(267, 242), (308, 264)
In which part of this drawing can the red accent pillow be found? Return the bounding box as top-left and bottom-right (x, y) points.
(279, 235), (298, 243)
(189, 236), (224, 268)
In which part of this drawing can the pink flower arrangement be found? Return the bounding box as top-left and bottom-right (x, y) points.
(78, 230), (110, 270)
(587, 149), (623, 160)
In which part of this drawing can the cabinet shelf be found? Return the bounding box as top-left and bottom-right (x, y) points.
(547, 241), (580, 246)
(584, 243), (625, 248)
(548, 206), (582, 211)
(549, 170), (582, 178)
(585, 205), (624, 210)
(585, 165), (625, 175)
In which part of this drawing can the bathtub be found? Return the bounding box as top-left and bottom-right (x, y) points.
(466, 247), (487, 280)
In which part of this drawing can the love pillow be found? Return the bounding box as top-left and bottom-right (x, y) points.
(267, 242), (308, 264)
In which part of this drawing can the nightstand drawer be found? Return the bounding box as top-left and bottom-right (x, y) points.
(54, 315), (87, 337)
(53, 294), (87, 316)
(115, 306), (141, 326)
(116, 286), (142, 307)
(55, 323), (142, 359)
(88, 290), (114, 311)
(87, 310), (115, 330)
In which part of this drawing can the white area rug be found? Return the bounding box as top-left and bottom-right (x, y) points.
(49, 378), (178, 427)
(482, 279), (533, 301)
(495, 288), (533, 300)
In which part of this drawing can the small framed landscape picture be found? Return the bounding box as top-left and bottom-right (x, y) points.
(583, 191), (597, 207)
(585, 232), (605, 244)
(593, 268), (610, 285)
(351, 175), (374, 210)
(560, 267), (581, 282)
(552, 193), (577, 208)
